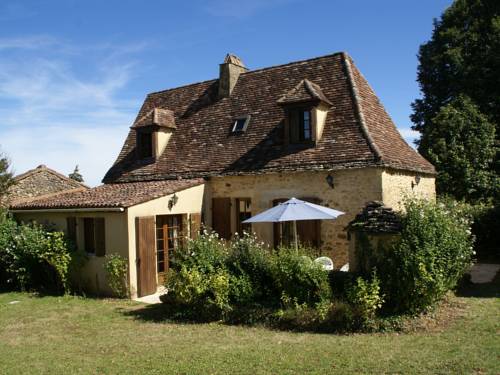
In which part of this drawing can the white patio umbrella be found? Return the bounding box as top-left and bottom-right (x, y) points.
(242, 197), (345, 252)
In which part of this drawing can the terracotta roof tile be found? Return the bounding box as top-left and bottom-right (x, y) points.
(131, 108), (176, 129)
(277, 79), (332, 106)
(103, 52), (434, 183)
(10, 179), (204, 210)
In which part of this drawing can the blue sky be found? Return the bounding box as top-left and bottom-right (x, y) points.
(0, 0), (452, 186)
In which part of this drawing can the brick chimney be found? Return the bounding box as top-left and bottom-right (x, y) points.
(218, 54), (247, 98)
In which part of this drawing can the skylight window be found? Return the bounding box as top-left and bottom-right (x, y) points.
(232, 115), (251, 133)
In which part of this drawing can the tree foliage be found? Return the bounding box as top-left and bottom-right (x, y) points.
(68, 165), (84, 183)
(426, 95), (498, 200)
(0, 149), (14, 206)
(411, 0), (500, 202)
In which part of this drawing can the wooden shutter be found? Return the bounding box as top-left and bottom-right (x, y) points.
(94, 218), (106, 257)
(290, 109), (299, 143)
(135, 216), (156, 297)
(83, 218), (95, 253)
(190, 213), (202, 239)
(212, 198), (231, 240)
(298, 197), (321, 249)
(66, 217), (77, 245)
(273, 199), (287, 248)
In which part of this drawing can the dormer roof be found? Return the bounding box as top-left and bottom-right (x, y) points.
(131, 108), (176, 129)
(277, 79), (332, 106)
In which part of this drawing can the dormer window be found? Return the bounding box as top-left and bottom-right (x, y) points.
(137, 131), (153, 159)
(131, 108), (176, 161)
(289, 108), (312, 143)
(232, 115), (251, 133)
(277, 79), (332, 145)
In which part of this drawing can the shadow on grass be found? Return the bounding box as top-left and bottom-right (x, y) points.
(456, 270), (500, 298)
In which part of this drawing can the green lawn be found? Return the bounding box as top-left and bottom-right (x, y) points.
(0, 281), (498, 375)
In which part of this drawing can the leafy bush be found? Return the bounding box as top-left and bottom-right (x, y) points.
(0, 215), (81, 293)
(165, 266), (231, 319)
(272, 248), (331, 306)
(174, 229), (228, 273)
(226, 233), (276, 305)
(375, 198), (474, 313)
(347, 271), (384, 324)
(104, 254), (129, 298)
(465, 203), (499, 261)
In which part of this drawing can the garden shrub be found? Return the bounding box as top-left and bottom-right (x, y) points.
(272, 247), (331, 306)
(104, 254), (129, 298)
(373, 198), (474, 313)
(0, 215), (81, 294)
(174, 229), (228, 273)
(346, 271), (384, 324)
(165, 266), (231, 319)
(226, 233), (276, 305)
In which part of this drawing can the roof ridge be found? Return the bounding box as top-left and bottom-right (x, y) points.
(146, 52), (345, 97)
(242, 51), (345, 76)
(342, 52), (383, 161)
(147, 78), (217, 96)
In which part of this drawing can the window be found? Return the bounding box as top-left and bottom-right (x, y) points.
(232, 115), (251, 133)
(83, 218), (105, 256)
(289, 108), (312, 143)
(236, 198), (252, 234)
(137, 131), (153, 159)
(156, 215), (183, 283)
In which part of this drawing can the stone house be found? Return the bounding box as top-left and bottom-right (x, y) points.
(7, 164), (88, 205)
(10, 52), (435, 298)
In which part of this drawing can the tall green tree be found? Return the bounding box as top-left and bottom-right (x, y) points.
(411, 0), (500, 201)
(426, 95), (497, 201)
(0, 149), (14, 207)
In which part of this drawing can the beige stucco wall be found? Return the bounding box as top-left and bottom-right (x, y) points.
(205, 168), (385, 267)
(13, 211), (128, 296)
(381, 169), (436, 210)
(126, 183), (205, 298)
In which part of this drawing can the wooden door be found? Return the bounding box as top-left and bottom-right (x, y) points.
(212, 198), (231, 239)
(136, 216), (156, 297)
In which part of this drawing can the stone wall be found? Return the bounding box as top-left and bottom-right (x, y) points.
(8, 165), (87, 203)
(381, 169), (436, 210)
(205, 168), (385, 266)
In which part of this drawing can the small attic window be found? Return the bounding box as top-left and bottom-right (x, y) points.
(232, 115), (251, 133)
(137, 131), (153, 159)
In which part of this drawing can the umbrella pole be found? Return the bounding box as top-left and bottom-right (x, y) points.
(293, 220), (298, 254)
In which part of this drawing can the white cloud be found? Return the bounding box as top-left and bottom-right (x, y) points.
(0, 36), (144, 186)
(399, 127), (420, 148)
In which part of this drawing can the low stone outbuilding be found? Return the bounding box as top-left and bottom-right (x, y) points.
(7, 165), (88, 205)
(347, 201), (402, 272)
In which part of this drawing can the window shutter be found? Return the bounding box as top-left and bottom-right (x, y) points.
(290, 109), (299, 143)
(83, 218), (95, 254)
(94, 218), (106, 257)
(135, 216), (156, 297)
(212, 198), (231, 240)
(190, 213), (202, 239)
(298, 197), (321, 249)
(66, 217), (77, 245)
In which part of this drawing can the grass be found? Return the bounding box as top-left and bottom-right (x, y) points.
(0, 280), (498, 375)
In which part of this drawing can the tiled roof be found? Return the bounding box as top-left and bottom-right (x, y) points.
(131, 108), (176, 129)
(104, 52), (434, 183)
(277, 79), (332, 106)
(10, 179), (204, 210)
(14, 165), (89, 188)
